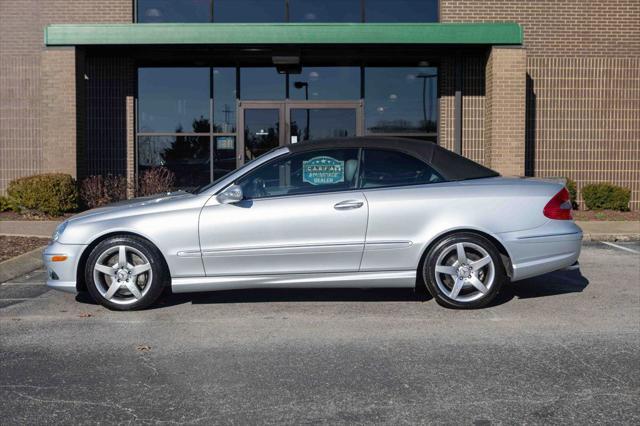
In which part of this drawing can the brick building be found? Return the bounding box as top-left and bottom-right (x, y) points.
(1, 0), (638, 208)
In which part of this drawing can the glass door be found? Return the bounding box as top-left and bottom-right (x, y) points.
(238, 100), (363, 166)
(237, 101), (285, 167)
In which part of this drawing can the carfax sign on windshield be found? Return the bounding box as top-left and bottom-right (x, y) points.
(303, 156), (345, 185)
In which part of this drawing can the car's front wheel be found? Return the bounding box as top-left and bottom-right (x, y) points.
(423, 233), (506, 309)
(85, 235), (167, 310)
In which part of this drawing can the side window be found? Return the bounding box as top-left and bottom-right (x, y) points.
(361, 149), (444, 189)
(237, 149), (360, 199)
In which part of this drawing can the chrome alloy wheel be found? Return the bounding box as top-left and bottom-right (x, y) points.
(92, 245), (153, 305)
(434, 242), (495, 303)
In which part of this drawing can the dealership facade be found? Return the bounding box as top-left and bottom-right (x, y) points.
(1, 0), (638, 208)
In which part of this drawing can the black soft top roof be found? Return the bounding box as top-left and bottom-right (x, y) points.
(287, 137), (500, 181)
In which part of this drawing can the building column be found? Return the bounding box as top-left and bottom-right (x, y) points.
(40, 47), (84, 179)
(126, 94), (135, 198)
(484, 46), (526, 176)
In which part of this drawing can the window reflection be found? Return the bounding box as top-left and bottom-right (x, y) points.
(365, 67), (438, 134)
(213, 136), (237, 180)
(213, 68), (237, 133)
(365, 0), (438, 22)
(290, 0), (361, 23)
(137, 0), (211, 23)
(289, 67), (360, 100)
(244, 109), (280, 161)
(138, 68), (210, 133)
(240, 68), (285, 100)
(290, 109), (356, 142)
(214, 0), (285, 22)
(138, 135), (210, 189)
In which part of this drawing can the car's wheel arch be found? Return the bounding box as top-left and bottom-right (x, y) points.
(416, 227), (513, 290)
(75, 231), (170, 292)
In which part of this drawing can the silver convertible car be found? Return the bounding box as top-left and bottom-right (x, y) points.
(44, 137), (582, 310)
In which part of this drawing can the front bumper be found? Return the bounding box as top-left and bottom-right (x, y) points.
(43, 241), (87, 293)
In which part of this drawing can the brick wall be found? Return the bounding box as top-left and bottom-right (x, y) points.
(0, 0), (132, 194)
(40, 48), (81, 177)
(485, 47), (527, 176)
(441, 0), (640, 57)
(527, 57), (640, 210)
(438, 54), (486, 165)
(441, 0), (640, 209)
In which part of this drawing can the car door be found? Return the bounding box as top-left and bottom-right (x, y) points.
(359, 148), (446, 272)
(199, 148), (368, 276)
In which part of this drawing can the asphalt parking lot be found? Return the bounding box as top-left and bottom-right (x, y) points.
(1, 241), (638, 424)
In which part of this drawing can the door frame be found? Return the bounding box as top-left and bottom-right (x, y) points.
(237, 100), (364, 168)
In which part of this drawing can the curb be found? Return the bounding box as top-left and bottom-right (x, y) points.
(581, 233), (640, 242)
(0, 246), (46, 283)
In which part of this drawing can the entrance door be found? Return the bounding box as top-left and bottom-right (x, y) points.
(238, 100), (363, 166)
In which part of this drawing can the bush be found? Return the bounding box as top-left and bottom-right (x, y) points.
(564, 177), (578, 209)
(582, 183), (631, 211)
(7, 173), (78, 216)
(0, 195), (19, 212)
(138, 167), (175, 196)
(80, 175), (129, 209)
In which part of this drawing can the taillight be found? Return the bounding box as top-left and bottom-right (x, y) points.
(543, 187), (573, 220)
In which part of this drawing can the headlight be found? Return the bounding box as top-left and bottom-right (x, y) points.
(51, 221), (68, 242)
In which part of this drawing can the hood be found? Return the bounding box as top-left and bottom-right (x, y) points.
(68, 191), (194, 222)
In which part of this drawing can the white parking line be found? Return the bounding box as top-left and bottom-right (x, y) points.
(601, 241), (640, 254)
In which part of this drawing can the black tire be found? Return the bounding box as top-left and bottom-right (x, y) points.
(84, 235), (168, 311)
(423, 232), (506, 309)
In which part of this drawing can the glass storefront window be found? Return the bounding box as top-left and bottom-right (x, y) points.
(138, 68), (210, 133)
(214, 0), (285, 23)
(290, 109), (357, 142)
(213, 68), (237, 133)
(137, 135), (210, 189)
(364, 67), (438, 135)
(289, 67), (360, 101)
(138, 0), (440, 23)
(213, 136), (237, 180)
(289, 0), (361, 23)
(137, 0), (211, 23)
(240, 68), (285, 100)
(365, 0), (438, 22)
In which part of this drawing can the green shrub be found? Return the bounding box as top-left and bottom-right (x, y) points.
(0, 195), (18, 212)
(564, 177), (578, 209)
(582, 183), (631, 211)
(7, 173), (78, 216)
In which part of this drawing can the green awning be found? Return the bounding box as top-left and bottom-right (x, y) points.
(45, 23), (522, 46)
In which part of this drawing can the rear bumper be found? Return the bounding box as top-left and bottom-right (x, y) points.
(500, 221), (583, 282)
(43, 241), (86, 294)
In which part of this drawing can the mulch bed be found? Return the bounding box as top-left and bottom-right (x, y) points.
(0, 236), (50, 263)
(573, 210), (639, 221)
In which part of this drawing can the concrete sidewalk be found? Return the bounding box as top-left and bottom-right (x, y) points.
(0, 220), (60, 238)
(0, 219), (638, 241)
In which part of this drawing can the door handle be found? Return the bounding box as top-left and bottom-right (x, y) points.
(334, 200), (364, 210)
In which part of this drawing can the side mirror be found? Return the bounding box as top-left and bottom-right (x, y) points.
(217, 184), (244, 204)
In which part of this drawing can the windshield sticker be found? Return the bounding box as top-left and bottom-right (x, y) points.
(303, 156), (345, 185)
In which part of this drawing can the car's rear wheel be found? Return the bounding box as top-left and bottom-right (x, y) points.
(85, 235), (167, 311)
(423, 233), (506, 309)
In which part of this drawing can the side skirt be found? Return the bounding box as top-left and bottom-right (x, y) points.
(171, 270), (417, 293)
